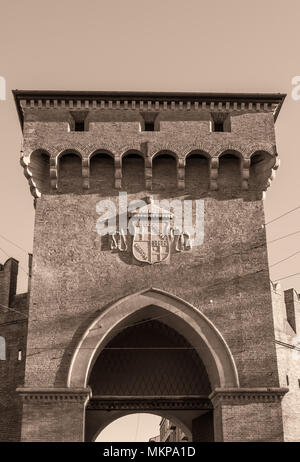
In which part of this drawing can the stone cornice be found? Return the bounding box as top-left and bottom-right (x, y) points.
(209, 387), (289, 406)
(87, 395), (212, 411)
(13, 90), (286, 129)
(16, 387), (91, 403)
(15, 388), (289, 408)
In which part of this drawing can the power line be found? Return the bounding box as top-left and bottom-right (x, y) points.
(264, 205), (300, 226)
(270, 249), (300, 268)
(0, 231), (298, 334)
(0, 219), (298, 267)
(268, 230), (300, 244)
(90, 307), (188, 335)
(275, 340), (300, 352)
(90, 268), (267, 336)
(0, 247), (29, 276)
(0, 318), (27, 328)
(0, 220), (299, 282)
(0, 227), (298, 254)
(0, 269), (299, 354)
(0, 257), (298, 334)
(16, 269), (272, 355)
(15, 342), (300, 354)
(0, 302), (28, 318)
(23, 270), (267, 355)
(273, 272), (300, 282)
(3, 266), (298, 332)
(0, 233), (30, 254)
(25, 346), (300, 352)
(0, 266), (266, 331)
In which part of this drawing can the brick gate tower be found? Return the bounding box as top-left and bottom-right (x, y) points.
(9, 90), (298, 442)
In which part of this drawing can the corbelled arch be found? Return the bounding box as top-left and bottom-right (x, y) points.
(185, 149), (211, 161)
(56, 148), (83, 161)
(212, 144), (245, 158)
(245, 142), (276, 159)
(249, 149), (278, 193)
(28, 148), (51, 162)
(20, 150), (48, 198)
(88, 148), (115, 161)
(68, 288), (239, 391)
(183, 144), (212, 160)
(27, 149), (51, 195)
(150, 142), (179, 158)
(151, 149), (179, 162)
(120, 147), (145, 160)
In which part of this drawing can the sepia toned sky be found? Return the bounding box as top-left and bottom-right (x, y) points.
(0, 0), (300, 440)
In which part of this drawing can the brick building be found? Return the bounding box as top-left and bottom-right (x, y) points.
(0, 90), (299, 441)
(149, 418), (189, 442)
(0, 258), (29, 441)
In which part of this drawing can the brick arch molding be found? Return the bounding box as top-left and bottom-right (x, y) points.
(67, 288), (239, 390)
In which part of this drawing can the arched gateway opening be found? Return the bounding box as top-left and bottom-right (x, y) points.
(96, 413), (191, 442)
(68, 289), (239, 442)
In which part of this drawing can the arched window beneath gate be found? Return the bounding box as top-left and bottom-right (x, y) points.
(0, 336), (6, 360)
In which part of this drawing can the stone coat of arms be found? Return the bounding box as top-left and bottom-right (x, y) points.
(110, 197), (192, 265)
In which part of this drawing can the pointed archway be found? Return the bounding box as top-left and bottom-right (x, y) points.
(67, 288), (239, 441)
(68, 288), (239, 390)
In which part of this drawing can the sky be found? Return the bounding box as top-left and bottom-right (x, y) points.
(0, 0), (300, 441)
(96, 414), (161, 442)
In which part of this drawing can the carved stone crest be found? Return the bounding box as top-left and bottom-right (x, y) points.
(132, 222), (171, 265)
(110, 196), (192, 264)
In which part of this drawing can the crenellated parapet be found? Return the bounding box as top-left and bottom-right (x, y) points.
(14, 91), (285, 199)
